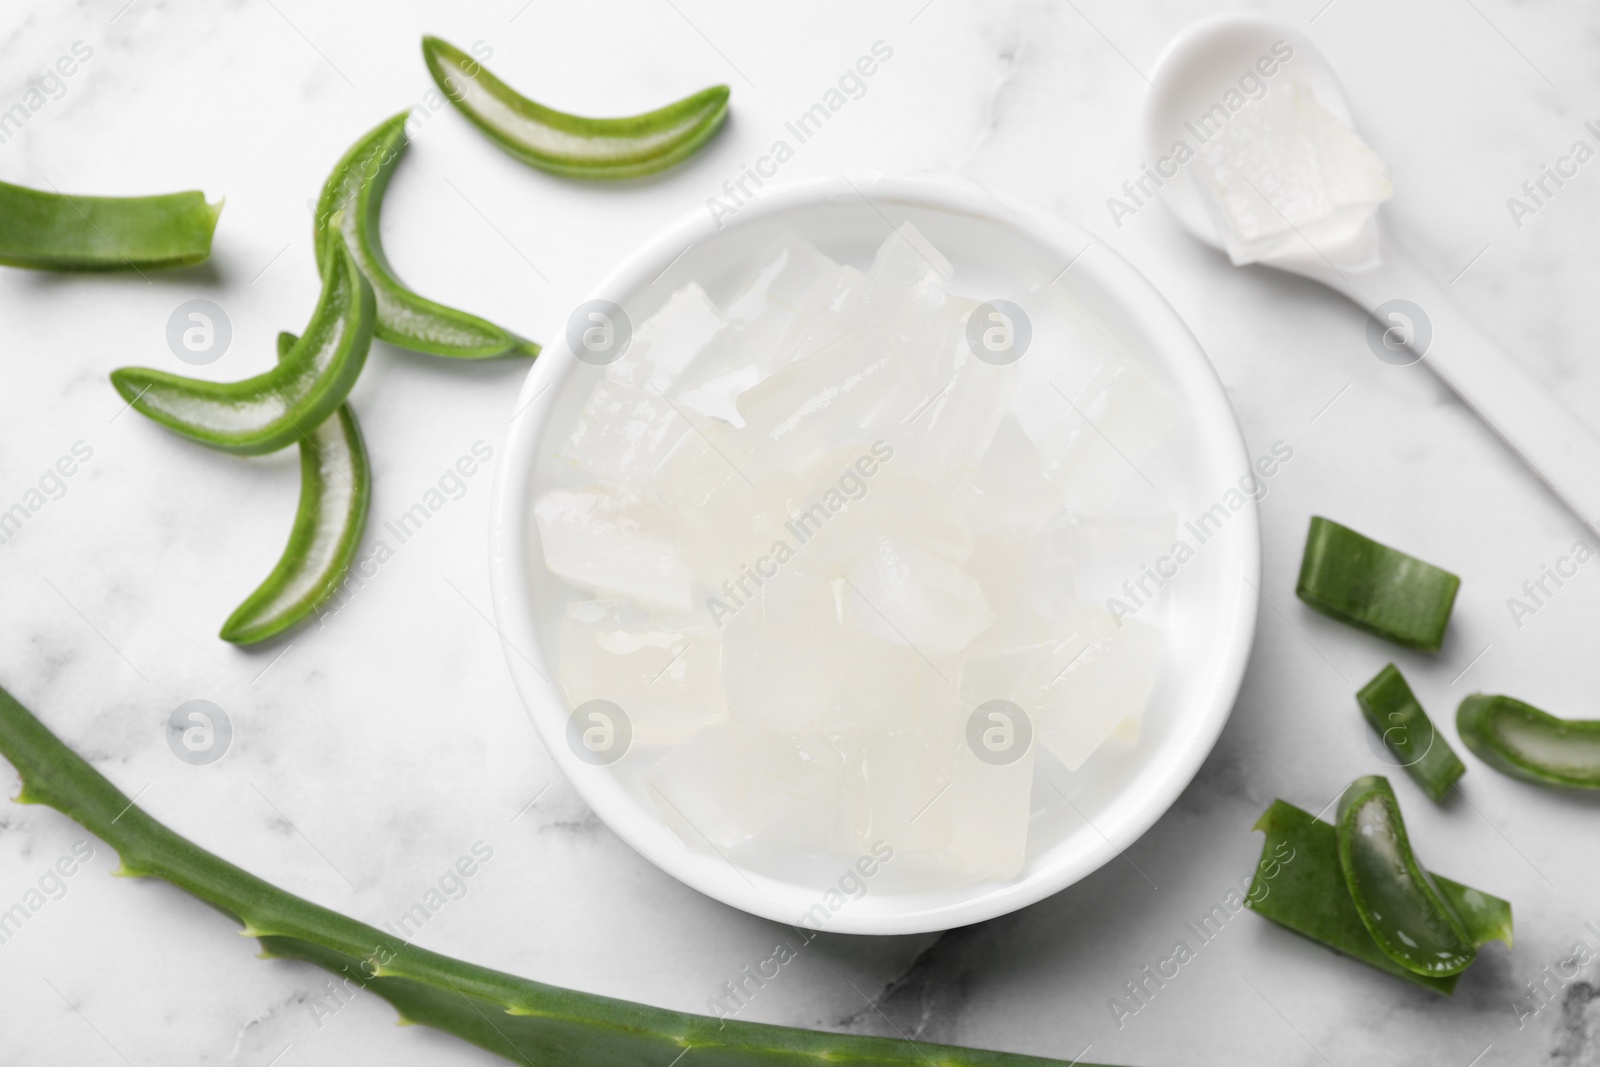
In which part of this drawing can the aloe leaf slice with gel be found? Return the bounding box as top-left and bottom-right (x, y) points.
(219, 332), (371, 646)
(110, 231), (375, 455)
(1458, 693), (1600, 788)
(315, 112), (538, 360)
(1247, 788), (1510, 992)
(422, 36), (729, 180)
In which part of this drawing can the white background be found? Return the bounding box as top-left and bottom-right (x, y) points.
(2, 1), (1599, 1064)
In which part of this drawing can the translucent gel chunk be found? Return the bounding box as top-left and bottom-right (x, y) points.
(965, 417), (1067, 537)
(723, 232), (840, 356)
(787, 454), (973, 577)
(721, 570), (855, 733)
(1026, 610), (1163, 771)
(895, 297), (1017, 480)
(838, 725), (957, 854)
(650, 417), (798, 584)
(941, 738), (1034, 880)
(607, 283), (727, 392)
(843, 221), (954, 342)
(647, 720), (844, 851)
(1194, 80), (1392, 266)
(533, 485), (694, 612)
(1020, 356), (1177, 515)
(557, 379), (688, 489)
(1056, 511), (1177, 608)
(559, 600), (726, 745)
(839, 536), (995, 655)
(736, 320), (923, 470)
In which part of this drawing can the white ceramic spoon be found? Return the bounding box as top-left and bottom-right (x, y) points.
(1146, 13), (1600, 530)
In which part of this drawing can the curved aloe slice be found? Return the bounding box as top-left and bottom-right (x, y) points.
(1336, 776), (1475, 977)
(0, 684), (1118, 1067)
(110, 233), (374, 456)
(1247, 798), (1510, 993)
(316, 112), (537, 359)
(1458, 693), (1600, 788)
(1356, 665), (1465, 802)
(422, 36), (729, 179)
(219, 333), (370, 646)
(0, 180), (220, 270)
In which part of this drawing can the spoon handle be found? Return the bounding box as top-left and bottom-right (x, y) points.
(1335, 249), (1600, 534)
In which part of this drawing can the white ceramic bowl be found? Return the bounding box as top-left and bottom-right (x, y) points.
(488, 173), (1259, 934)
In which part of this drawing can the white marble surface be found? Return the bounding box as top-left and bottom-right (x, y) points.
(3, 1), (1600, 1064)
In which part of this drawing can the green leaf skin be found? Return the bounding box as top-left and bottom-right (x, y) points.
(109, 233), (375, 456)
(1247, 798), (1510, 993)
(422, 36), (730, 180)
(0, 180), (220, 270)
(1336, 776), (1476, 977)
(0, 684), (1120, 1067)
(1458, 693), (1600, 788)
(1295, 517), (1461, 652)
(219, 333), (371, 646)
(1356, 664), (1465, 802)
(315, 112), (538, 360)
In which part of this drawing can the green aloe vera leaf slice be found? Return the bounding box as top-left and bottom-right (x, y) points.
(314, 112), (538, 359)
(1356, 664), (1466, 802)
(1336, 776), (1477, 977)
(0, 684), (1120, 1067)
(219, 331), (370, 646)
(109, 233), (374, 455)
(0, 180), (220, 270)
(1458, 693), (1600, 788)
(1295, 517), (1461, 652)
(422, 36), (729, 180)
(1247, 798), (1510, 992)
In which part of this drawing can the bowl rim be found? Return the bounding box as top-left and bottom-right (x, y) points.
(487, 171), (1261, 934)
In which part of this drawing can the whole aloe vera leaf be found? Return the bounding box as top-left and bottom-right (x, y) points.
(315, 112), (538, 360)
(0, 683), (1119, 1067)
(1246, 799), (1510, 993)
(422, 36), (729, 180)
